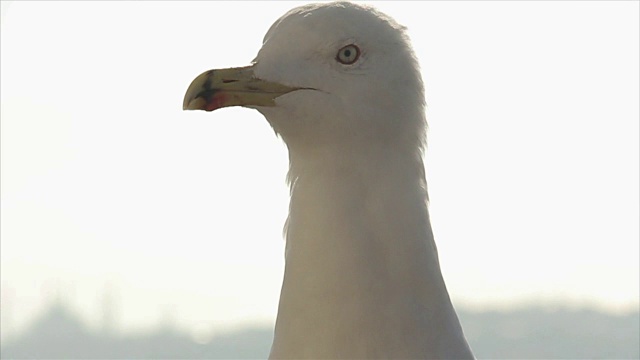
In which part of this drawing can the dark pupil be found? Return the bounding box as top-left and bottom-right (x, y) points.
(343, 49), (352, 58)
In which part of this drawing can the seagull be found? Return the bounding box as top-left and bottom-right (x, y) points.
(183, 2), (474, 359)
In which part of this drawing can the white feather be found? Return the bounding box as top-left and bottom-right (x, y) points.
(250, 2), (474, 358)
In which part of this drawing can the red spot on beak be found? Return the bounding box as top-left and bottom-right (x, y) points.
(204, 93), (228, 111)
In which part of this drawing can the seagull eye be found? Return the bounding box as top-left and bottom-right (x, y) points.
(336, 44), (360, 65)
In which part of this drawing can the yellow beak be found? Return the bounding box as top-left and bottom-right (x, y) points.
(183, 65), (301, 111)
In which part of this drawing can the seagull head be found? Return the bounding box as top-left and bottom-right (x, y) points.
(183, 2), (426, 152)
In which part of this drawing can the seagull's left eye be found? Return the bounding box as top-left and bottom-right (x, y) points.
(336, 44), (360, 65)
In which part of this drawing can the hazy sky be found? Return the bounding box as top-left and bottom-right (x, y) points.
(1, 1), (638, 341)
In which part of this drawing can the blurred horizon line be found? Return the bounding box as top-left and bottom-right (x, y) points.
(2, 289), (638, 340)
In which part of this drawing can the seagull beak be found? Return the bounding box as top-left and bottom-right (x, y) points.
(183, 65), (299, 111)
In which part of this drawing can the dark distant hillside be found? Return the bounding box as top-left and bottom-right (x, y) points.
(458, 307), (639, 359)
(1, 302), (638, 359)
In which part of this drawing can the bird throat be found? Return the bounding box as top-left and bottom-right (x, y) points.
(269, 146), (473, 358)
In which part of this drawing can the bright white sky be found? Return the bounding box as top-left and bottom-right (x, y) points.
(1, 1), (638, 341)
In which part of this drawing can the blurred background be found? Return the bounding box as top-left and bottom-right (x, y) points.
(1, 1), (638, 358)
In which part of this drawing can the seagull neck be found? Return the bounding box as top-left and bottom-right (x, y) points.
(284, 143), (442, 297)
(270, 144), (473, 358)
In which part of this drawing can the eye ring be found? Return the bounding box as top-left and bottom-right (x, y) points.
(336, 44), (360, 65)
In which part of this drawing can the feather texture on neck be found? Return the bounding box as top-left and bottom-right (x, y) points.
(269, 139), (473, 359)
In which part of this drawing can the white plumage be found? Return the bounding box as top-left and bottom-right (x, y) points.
(184, 2), (474, 358)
